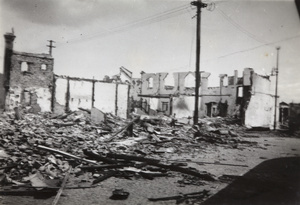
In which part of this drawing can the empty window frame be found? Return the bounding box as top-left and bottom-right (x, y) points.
(148, 77), (154, 89)
(21, 62), (28, 72)
(41, 64), (47, 71)
(223, 76), (228, 86)
(164, 73), (175, 89)
(184, 73), (195, 88)
(238, 87), (243, 97)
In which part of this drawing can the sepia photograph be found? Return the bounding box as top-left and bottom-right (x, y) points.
(0, 0), (300, 204)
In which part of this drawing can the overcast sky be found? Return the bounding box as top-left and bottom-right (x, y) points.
(0, 0), (299, 103)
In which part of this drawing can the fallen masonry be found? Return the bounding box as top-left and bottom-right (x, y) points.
(0, 108), (259, 204)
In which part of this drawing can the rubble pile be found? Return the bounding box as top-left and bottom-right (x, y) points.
(0, 110), (256, 202)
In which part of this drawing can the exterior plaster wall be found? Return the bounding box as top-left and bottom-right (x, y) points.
(69, 80), (93, 111)
(54, 77), (68, 114)
(141, 72), (200, 96)
(130, 78), (142, 100)
(94, 82), (116, 115)
(53, 77), (129, 118)
(117, 84), (129, 118)
(173, 96), (196, 119)
(245, 73), (275, 128)
(141, 73), (159, 95)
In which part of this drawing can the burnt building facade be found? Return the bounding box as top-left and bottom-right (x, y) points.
(1, 32), (54, 113)
(1, 32), (130, 118)
(135, 68), (277, 129)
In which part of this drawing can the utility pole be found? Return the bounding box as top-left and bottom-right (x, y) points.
(273, 46), (280, 130)
(191, 0), (207, 125)
(47, 40), (56, 56)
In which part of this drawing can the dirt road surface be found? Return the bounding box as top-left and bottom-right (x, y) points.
(1, 132), (300, 205)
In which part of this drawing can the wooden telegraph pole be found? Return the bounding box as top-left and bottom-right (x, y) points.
(47, 40), (56, 56)
(191, 0), (207, 125)
(273, 46), (280, 130)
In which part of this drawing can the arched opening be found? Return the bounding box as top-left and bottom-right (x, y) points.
(184, 73), (195, 88)
(223, 76), (228, 86)
(21, 62), (28, 72)
(164, 73), (175, 90)
(148, 77), (153, 89)
(238, 87), (243, 97)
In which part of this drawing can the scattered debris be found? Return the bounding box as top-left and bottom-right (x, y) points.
(0, 108), (258, 201)
(52, 168), (71, 205)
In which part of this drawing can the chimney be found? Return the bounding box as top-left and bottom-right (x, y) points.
(234, 70), (238, 85)
(3, 32), (16, 90)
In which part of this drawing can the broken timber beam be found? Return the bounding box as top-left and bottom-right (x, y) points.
(83, 150), (119, 164)
(104, 152), (160, 164)
(52, 168), (71, 205)
(80, 164), (129, 171)
(107, 117), (140, 141)
(97, 151), (214, 181)
(167, 160), (248, 167)
(92, 171), (118, 185)
(78, 107), (91, 114)
(0, 189), (57, 196)
(147, 162), (216, 181)
(36, 145), (98, 165)
(148, 190), (209, 202)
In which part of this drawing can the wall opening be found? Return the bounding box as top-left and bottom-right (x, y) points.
(21, 62), (28, 72)
(162, 102), (169, 111)
(164, 73), (175, 90)
(223, 76), (228, 86)
(41, 64), (47, 71)
(148, 77), (153, 89)
(238, 87), (244, 97)
(23, 91), (31, 105)
(184, 73), (195, 88)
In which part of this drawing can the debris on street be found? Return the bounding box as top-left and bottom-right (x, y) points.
(0, 108), (264, 203)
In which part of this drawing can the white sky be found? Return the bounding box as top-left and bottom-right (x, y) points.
(0, 0), (299, 102)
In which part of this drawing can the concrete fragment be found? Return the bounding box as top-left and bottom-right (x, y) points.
(91, 107), (106, 124)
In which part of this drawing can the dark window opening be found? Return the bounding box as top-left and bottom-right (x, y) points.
(162, 102), (169, 111)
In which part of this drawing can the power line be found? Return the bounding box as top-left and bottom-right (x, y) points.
(215, 7), (267, 44)
(54, 4), (191, 47)
(30, 4), (191, 52)
(204, 34), (300, 61)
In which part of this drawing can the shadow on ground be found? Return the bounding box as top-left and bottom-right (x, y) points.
(202, 157), (300, 205)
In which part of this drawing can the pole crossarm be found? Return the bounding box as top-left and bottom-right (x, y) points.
(191, 1), (207, 8)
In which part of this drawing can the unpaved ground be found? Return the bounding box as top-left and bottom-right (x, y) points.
(1, 133), (300, 205)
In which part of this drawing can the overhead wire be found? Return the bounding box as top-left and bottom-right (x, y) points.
(30, 3), (191, 52)
(215, 6), (267, 44)
(53, 3), (192, 47)
(203, 34), (300, 62)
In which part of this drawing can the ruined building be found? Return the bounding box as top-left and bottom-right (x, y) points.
(0, 32), (129, 119)
(1, 32), (278, 128)
(130, 68), (277, 129)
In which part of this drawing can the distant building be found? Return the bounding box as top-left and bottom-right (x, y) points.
(289, 103), (300, 133)
(279, 102), (289, 126)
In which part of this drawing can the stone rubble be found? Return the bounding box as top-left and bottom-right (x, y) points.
(0, 108), (257, 202)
